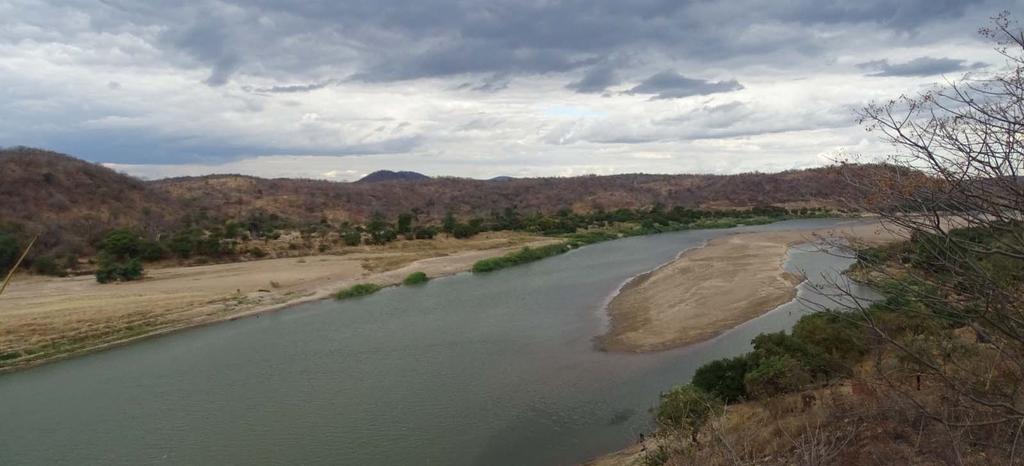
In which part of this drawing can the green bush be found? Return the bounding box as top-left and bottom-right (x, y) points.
(95, 257), (144, 283)
(654, 384), (722, 442)
(743, 355), (812, 399)
(451, 223), (478, 239)
(403, 272), (429, 285)
(334, 283), (383, 299)
(691, 355), (750, 403)
(413, 226), (437, 240)
(342, 231), (362, 246)
(791, 312), (868, 371)
(30, 255), (66, 277)
(101, 229), (143, 259)
(0, 233), (21, 275)
(472, 243), (571, 273)
(750, 331), (831, 378)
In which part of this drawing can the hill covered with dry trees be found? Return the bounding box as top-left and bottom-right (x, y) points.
(0, 146), (886, 272)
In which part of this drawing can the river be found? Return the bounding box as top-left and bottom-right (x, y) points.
(0, 218), (877, 465)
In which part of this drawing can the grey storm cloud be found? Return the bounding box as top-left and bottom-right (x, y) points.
(857, 56), (988, 77)
(52, 0), (1000, 87)
(627, 72), (744, 100)
(567, 64), (621, 94)
(250, 80), (338, 93)
(1, 0), (1019, 167)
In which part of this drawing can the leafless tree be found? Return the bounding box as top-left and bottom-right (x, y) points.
(838, 11), (1024, 464)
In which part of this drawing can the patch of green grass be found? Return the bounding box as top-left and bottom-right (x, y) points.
(472, 242), (572, 273)
(403, 271), (429, 285)
(334, 283), (383, 299)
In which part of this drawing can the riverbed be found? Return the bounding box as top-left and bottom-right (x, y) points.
(0, 218), (877, 466)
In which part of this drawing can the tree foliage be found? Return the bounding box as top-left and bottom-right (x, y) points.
(655, 385), (722, 443)
(691, 356), (750, 403)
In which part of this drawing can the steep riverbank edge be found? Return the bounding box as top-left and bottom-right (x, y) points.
(598, 220), (900, 353)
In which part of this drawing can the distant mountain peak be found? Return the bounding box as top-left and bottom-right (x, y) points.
(356, 170), (430, 183)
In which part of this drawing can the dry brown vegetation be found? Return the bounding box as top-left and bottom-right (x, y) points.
(0, 146), (886, 263)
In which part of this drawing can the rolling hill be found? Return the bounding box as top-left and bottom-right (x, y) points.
(0, 146), (885, 260)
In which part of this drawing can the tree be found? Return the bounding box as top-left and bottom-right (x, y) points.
(654, 385), (722, 444)
(837, 12), (1024, 454)
(691, 355), (750, 403)
(342, 230), (362, 246)
(791, 312), (867, 371)
(743, 355), (812, 399)
(0, 233), (19, 275)
(442, 211), (456, 234)
(101, 229), (143, 260)
(96, 257), (143, 283)
(96, 229), (146, 283)
(396, 212), (413, 236)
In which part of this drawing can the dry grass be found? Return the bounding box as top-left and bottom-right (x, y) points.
(0, 232), (553, 372)
(592, 343), (1022, 466)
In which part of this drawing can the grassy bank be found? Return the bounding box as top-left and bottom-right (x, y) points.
(403, 271), (429, 285)
(472, 243), (572, 273)
(472, 214), (826, 274)
(334, 283), (384, 299)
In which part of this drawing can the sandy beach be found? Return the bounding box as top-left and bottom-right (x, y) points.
(0, 232), (557, 372)
(598, 221), (899, 352)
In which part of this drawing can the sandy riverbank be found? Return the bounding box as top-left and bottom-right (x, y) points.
(0, 232), (557, 372)
(598, 221), (900, 352)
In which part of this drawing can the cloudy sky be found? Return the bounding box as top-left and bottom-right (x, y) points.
(1, 0), (1019, 180)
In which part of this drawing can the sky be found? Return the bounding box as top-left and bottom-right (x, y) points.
(1, 0), (1020, 181)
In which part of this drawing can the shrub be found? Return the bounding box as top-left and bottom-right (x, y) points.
(0, 233), (20, 274)
(654, 385), (722, 442)
(750, 331), (831, 379)
(413, 226), (437, 240)
(248, 247), (268, 258)
(451, 223), (478, 239)
(403, 271), (429, 285)
(342, 231), (362, 246)
(138, 239), (168, 262)
(691, 355), (750, 403)
(640, 445), (672, 466)
(368, 228), (398, 245)
(167, 231), (197, 258)
(472, 243), (571, 273)
(95, 257), (143, 283)
(30, 255), (65, 277)
(101, 229), (143, 259)
(791, 312), (868, 371)
(743, 355), (812, 399)
(334, 283), (383, 299)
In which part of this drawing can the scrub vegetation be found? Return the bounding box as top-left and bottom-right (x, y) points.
(402, 271), (429, 285)
(333, 283), (383, 300)
(635, 17), (1024, 466)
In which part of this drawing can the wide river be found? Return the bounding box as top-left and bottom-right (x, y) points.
(0, 218), (877, 466)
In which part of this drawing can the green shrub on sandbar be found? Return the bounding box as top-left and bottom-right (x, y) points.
(403, 271), (429, 285)
(472, 242), (572, 273)
(334, 283), (383, 299)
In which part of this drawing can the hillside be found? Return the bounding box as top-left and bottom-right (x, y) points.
(0, 147), (885, 264)
(151, 166), (879, 224)
(355, 170), (431, 183)
(0, 147), (182, 255)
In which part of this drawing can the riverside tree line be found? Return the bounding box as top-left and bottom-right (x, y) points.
(0, 204), (830, 283)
